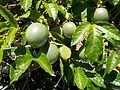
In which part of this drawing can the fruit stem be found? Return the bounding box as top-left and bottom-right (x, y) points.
(97, 0), (107, 7)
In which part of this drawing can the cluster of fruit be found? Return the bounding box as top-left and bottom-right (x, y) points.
(25, 7), (108, 63)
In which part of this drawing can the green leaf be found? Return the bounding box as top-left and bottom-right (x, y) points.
(0, 22), (8, 29)
(2, 27), (18, 49)
(57, 5), (66, 14)
(19, 11), (30, 18)
(87, 78), (100, 90)
(98, 48), (107, 65)
(91, 74), (106, 88)
(44, 3), (58, 20)
(71, 22), (91, 46)
(106, 51), (120, 74)
(85, 25), (103, 62)
(0, 5), (17, 27)
(10, 48), (33, 84)
(74, 67), (87, 89)
(95, 22), (120, 44)
(36, 0), (42, 10)
(61, 59), (73, 82)
(51, 0), (57, 3)
(29, 8), (41, 20)
(85, 33), (103, 63)
(34, 53), (55, 76)
(0, 49), (3, 63)
(20, 0), (32, 12)
(0, 27), (9, 33)
(111, 72), (120, 86)
(51, 31), (64, 43)
(72, 0), (86, 17)
(108, 0), (119, 5)
(81, 8), (87, 22)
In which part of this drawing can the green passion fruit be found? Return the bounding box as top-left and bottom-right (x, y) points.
(94, 8), (109, 21)
(39, 43), (59, 64)
(47, 43), (59, 64)
(59, 45), (71, 60)
(62, 22), (76, 38)
(25, 23), (49, 48)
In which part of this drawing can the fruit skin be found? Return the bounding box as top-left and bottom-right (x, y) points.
(25, 23), (49, 48)
(62, 22), (76, 38)
(37, 42), (59, 64)
(47, 43), (59, 64)
(59, 45), (71, 60)
(94, 8), (109, 21)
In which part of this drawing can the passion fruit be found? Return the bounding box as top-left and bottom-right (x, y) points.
(39, 43), (59, 64)
(59, 45), (71, 60)
(25, 23), (49, 48)
(94, 8), (109, 21)
(62, 22), (76, 38)
(47, 43), (59, 64)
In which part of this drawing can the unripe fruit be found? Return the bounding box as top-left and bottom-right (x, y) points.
(59, 45), (71, 60)
(62, 22), (76, 38)
(94, 8), (109, 21)
(25, 23), (49, 48)
(39, 43), (59, 64)
(47, 43), (59, 64)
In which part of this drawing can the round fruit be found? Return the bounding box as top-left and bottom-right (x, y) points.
(47, 43), (59, 64)
(59, 45), (71, 60)
(25, 23), (49, 48)
(62, 22), (76, 38)
(94, 8), (109, 21)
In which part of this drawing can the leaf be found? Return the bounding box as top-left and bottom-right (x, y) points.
(61, 59), (73, 82)
(57, 5), (66, 14)
(91, 74), (106, 88)
(95, 22), (120, 43)
(111, 72), (120, 86)
(19, 11), (30, 18)
(106, 51), (120, 74)
(2, 27), (18, 49)
(74, 67), (87, 89)
(0, 5), (17, 27)
(34, 53), (55, 76)
(51, 0), (57, 3)
(108, 0), (119, 5)
(36, 0), (42, 10)
(44, 3), (58, 20)
(0, 27), (9, 33)
(0, 49), (3, 63)
(0, 22), (8, 29)
(20, 0), (32, 12)
(87, 78), (100, 90)
(85, 33), (103, 63)
(81, 8), (87, 22)
(71, 22), (91, 46)
(98, 48), (107, 65)
(10, 48), (33, 84)
(51, 31), (64, 43)
(72, 0), (86, 17)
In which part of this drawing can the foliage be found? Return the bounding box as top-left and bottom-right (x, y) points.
(0, 0), (120, 89)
